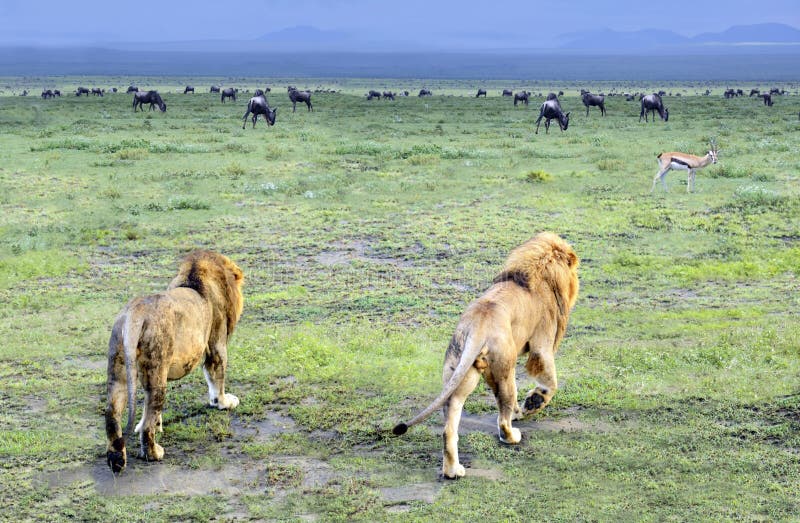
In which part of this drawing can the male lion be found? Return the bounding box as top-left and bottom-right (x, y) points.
(105, 250), (244, 473)
(393, 232), (579, 478)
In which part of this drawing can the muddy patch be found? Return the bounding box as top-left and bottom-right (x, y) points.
(231, 411), (296, 442)
(44, 458), (265, 497)
(381, 481), (443, 511)
(460, 407), (609, 435)
(315, 239), (415, 268)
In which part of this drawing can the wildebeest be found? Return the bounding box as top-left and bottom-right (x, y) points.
(53, 90), (61, 97)
(546, 92), (559, 101)
(210, 86), (221, 93)
(502, 89), (513, 97)
(582, 92), (606, 116)
(639, 94), (668, 122)
(367, 90), (381, 100)
(41, 89), (53, 99)
(110, 87), (118, 93)
(769, 87), (785, 96)
(761, 94), (773, 106)
(75, 87), (90, 96)
(749, 89), (760, 97)
(288, 88), (313, 112)
(184, 86), (194, 94)
(221, 88), (236, 103)
(133, 90), (166, 112)
(242, 94), (277, 128)
(126, 86), (138, 93)
(418, 89), (432, 97)
(476, 89), (487, 98)
(514, 91), (530, 106)
(91, 88), (103, 96)
(382, 91), (395, 100)
(535, 99), (570, 134)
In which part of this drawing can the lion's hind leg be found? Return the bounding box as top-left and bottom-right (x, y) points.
(441, 366), (481, 479)
(523, 350), (558, 416)
(105, 377), (128, 473)
(138, 384), (166, 462)
(203, 345), (239, 410)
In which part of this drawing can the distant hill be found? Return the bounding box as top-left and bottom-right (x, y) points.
(692, 23), (800, 44)
(558, 29), (689, 50)
(558, 23), (800, 50)
(256, 26), (350, 46)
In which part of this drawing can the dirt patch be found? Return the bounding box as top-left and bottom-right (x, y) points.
(315, 239), (414, 268)
(381, 481), (443, 511)
(231, 411), (296, 442)
(45, 458), (265, 497)
(460, 408), (610, 435)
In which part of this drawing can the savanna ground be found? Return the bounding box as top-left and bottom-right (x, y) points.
(1, 76), (799, 522)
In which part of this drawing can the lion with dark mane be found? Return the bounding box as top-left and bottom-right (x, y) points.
(393, 232), (579, 478)
(105, 250), (244, 473)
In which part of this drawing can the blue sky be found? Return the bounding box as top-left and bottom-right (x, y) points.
(1, 0), (798, 46)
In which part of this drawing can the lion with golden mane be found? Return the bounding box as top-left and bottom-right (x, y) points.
(393, 232), (579, 478)
(105, 250), (244, 473)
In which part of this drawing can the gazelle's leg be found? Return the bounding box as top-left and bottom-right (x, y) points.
(651, 167), (669, 193)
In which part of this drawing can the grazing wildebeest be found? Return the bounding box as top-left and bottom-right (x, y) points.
(724, 88), (736, 99)
(761, 94), (773, 106)
(582, 92), (606, 116)
(184, 86), (194, 94)
(110, 87), (118, 93)
(91, 88), (103, 96)
(769, 87), (784, 96)
(288, 88), (313, 112)
(418, 89), (432, 97)
(53, 90), (61, 97)
(75, 87), (90, 96)
(242, 94), (277, 129)
(476, 89), (487, 98)
(535, 99), (570, 134)
(221, 88), (236, 103)
(736, 89), (743, 96)
(639, 94), (668, 122)
(367, 90), (381, 100)
(41, 89), (53, 99)
(126, 86), (138, 93)
(749, 89), (760, 97)
(383, 91), (395, 100)
(513, 91), (530, 106)
(210, 86), (221, 93)
(133, 90), (166, 112)
(502, 89), (513, 97)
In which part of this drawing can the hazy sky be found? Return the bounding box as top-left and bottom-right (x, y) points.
(1, 0), (798, 46)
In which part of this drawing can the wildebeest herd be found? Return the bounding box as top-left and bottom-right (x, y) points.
(30, 83), (798, 135)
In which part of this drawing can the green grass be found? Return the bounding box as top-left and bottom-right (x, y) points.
(1, 77), (799, 522)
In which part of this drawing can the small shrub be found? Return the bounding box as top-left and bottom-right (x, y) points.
(168, 197), (211, 210)
(223, 162), (246, 176)
(524, 170), (551, 183)
(596, 158), (623, 171)
(114, 148), (148, 161)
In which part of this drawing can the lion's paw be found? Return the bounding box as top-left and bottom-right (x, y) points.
(523, 389), (548, 415)
(150, 443), (165, 461)
(217, 393), (239, 410)
(499, 427), (522, 445)
(442, 463), (466, 479)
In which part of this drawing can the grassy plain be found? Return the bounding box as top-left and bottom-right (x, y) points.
(1, 77), (799, 522)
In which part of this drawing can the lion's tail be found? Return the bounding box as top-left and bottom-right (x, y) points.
(122, 313), (144, 437)
(392, 332), (485, 436)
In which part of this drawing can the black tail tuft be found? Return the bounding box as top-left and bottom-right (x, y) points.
(392, 423), (408, 436)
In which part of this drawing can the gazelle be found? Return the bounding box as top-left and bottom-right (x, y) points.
(651, 141), (718, 193)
